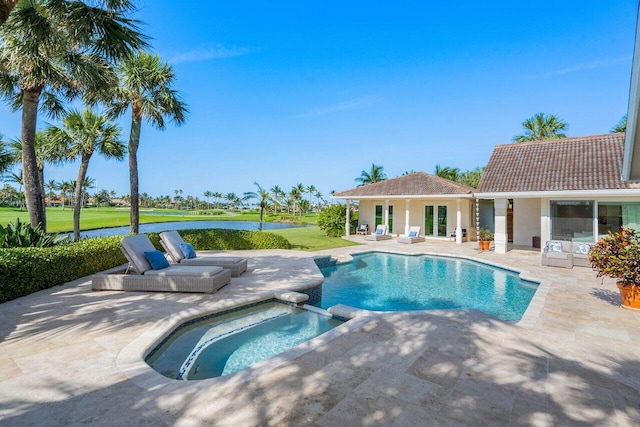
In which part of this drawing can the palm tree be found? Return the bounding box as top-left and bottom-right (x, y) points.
(58, 180), (74, 209)
(107, 51), (187, 234)
(0, 1), (18, 26)
(212, 191), (223, 209)
(243, 182), (270, 231)
(4, 169), (23, 209)
(355, 164), (387, 186)
(512, 113), (568, 143)
(611, 115), (627, 133)
(434, 165), (460, 181)
(45, 179), (58, 201)
(0, 136), (11, 176)
(0, 0), (146, 229)
(203, 190), (213, 210)
(46, 109), (124, 240)
(270, 185), (284, 214)
(225, 192), (239, 210)
(306, 184), (316, 213)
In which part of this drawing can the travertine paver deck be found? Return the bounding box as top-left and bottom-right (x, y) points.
(1, 238), (639, 426)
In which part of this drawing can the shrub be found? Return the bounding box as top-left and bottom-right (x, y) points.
(589, 226), (640, 286)
(0, 228), (291, 303)
(175, 229), (291, 250)
(317, 204), (358, 237)
(0, 218), (68, 248)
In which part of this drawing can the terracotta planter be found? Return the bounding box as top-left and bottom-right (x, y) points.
(478, 240), (491, 251)
(617, 282), (640, 311)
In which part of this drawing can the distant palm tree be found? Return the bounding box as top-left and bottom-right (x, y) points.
(212, 191), (223, 209)
(434, 165), (461, 181)
(107, 51), (187, 234)
(0, 136), (11, 176)
(513, 113), (568, 143)
(243, 182), (271, 231)
(203, 190), (213, 210)
(306, 185), (316, 212)
(611, 115), (627, 133)
(46, 109), (124, 241)
(0, 0), (146, 229)
(270, 185), (285, 214)
(225, 192), (239, 210)
(356, 164), (387, 186)
(5, 169), (24, 209)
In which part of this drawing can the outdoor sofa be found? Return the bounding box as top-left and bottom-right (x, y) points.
(541, 240), (594, 269)
(91, 235), (231, 293)
(159, 230), (248, 277)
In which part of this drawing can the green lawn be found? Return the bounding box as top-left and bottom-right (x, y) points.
(0, 207), (352, 251)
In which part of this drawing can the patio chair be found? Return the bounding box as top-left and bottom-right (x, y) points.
(364, 224), (392, 241)
(541, 240), (573, 269)
(449, 228), (467, 242)
(91, 235), (231, 293)
(159, 230), (248, 277)
(398, 226), (425, 244)
(355, 224), (369, 235)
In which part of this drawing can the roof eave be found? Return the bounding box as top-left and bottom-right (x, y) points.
(474, 189), (640, 199)
(332, 193), (475, 200)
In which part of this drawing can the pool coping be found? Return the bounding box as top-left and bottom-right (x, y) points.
(117, 248), (550, 392)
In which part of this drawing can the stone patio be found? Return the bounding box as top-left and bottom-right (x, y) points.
(1, 238), (639, 426)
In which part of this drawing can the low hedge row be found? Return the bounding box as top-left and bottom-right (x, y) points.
(0, 229), (291, 303)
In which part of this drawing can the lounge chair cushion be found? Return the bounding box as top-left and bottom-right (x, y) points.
(547, 241), (563, 252)
(144, 250), (170, 270)
(122, 235), (159, 273)
(180, 242), (197, 259)
(160, 230), (186, 262)
(144, 265), (224, 277)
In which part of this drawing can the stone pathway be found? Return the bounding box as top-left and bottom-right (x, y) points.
(0, 239), (639, 426)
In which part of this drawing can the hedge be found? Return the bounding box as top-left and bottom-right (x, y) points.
(0, 229), (291, 303)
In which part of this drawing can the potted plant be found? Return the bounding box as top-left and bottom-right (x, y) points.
(478, 228), (494, 251)
(589, 226), (640, 310)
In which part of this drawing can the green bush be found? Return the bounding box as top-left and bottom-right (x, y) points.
(0, 217), (68, 248)
(0, 229), (291, 303)
(317, 204), (358, 237)
(174, 229), (291, 250)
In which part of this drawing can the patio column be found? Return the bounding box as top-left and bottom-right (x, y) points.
(456, 198), (462, 244)
(405, 199), (410, 235)
(494, 198), (508, 253)
(540, 198), (549, 253)
(384, 199), (389, 233)
(345, 199), (351, 236)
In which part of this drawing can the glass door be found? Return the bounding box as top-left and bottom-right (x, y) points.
(424, 206), (434, 236)
(437, 206), (447, 237)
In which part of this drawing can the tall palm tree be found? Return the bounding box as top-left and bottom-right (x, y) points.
(306, 184), (316, 213)
(243, 182), (270, 231)
(212, 191), (223, 209)
(512, 113), (568, 143)
(107, 51), (187, 234)
(203, 190), (213, 210)
(0, 0), (146, 229)
(355, 164), (387, 186)
(47, 109), (124, 240)
(0, 137), (11, 177)
(58, 180), (74, 209)
(270, 185), (284, 214)
(7, 131), (67, 229)
(611, 115), (627, 133)
(434, 165), (460, 181)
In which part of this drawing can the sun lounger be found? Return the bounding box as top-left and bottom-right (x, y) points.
(364, 224), (392, 241)
(159, 231), (248, 277)
(91, 235), (231, 293)
(398, 226), (425, 244)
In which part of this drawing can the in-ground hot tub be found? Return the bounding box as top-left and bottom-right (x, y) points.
(146, 300), (343, 380)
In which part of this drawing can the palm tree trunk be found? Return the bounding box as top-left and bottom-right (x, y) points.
(128, 113), (142, 234)
(38, 166), (46, 231)
(73, 155), (91, 242)
(0, 0), (18, 26)
(21, 89), (46, 230)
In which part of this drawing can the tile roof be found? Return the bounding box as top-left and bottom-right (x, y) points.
(477, 133), (640, 193)
(333, 172), (475, 198)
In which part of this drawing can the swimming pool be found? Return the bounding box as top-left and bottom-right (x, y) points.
(317, 252), (538, 322)
(146, 300), (343, 380)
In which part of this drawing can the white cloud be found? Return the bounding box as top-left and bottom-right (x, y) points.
(525, 55), (631, 78)
(168, 44), (251, 65)
(299, 96), (383, 117)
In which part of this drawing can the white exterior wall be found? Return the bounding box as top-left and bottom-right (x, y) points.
(357, 200), (377, 230)
(513, 198), (541, 246)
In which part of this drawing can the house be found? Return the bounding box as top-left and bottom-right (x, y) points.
(475, 133), (640, 253)
(332, 172), (475, 243)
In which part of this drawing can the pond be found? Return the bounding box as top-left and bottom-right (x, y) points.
(75, 220), (302, 238)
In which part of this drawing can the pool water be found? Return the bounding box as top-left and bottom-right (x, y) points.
(318, 252), (538, 322)
(146, 301), (342, 380)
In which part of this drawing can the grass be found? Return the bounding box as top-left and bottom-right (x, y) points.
(0, 207), (354, 251)
(268, 226), (360, 251)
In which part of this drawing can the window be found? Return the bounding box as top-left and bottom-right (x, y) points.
(598, 202), (640, 238)
(438, 206), (447, 237)
(550, 201), (594, 242)
(375, 205), (383, 228)
(425, 206), (434, 235)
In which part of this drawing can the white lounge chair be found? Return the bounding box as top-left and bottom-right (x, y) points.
(364, 224), (392, 241)
(91, 235), (231, 293)
(159, 230), (248, 277)
(398, 226), (425, 244)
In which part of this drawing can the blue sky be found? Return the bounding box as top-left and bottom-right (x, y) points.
(1, 1), (638, 201)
